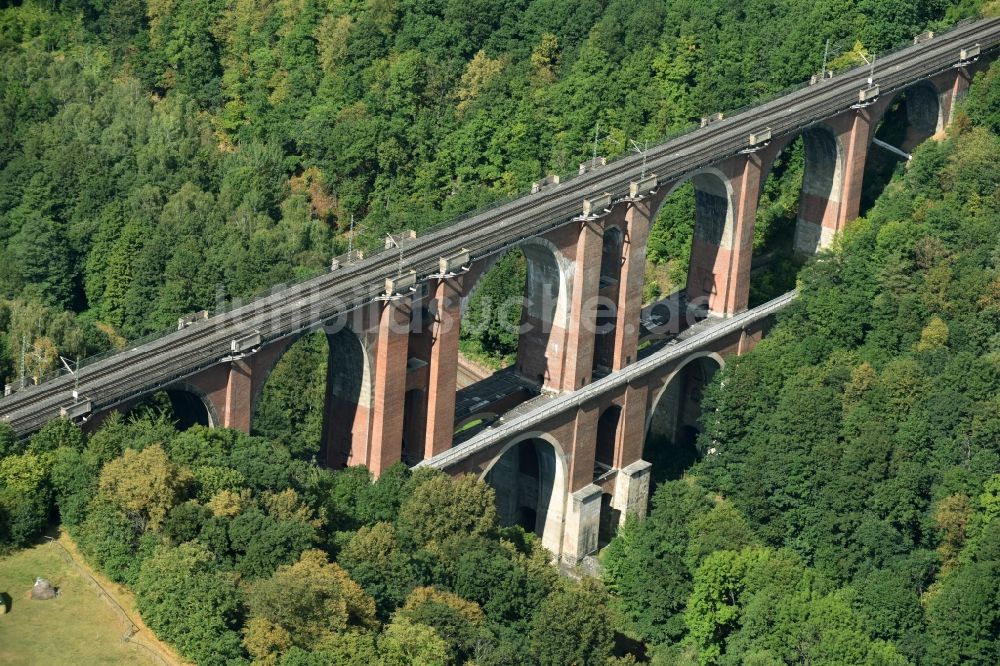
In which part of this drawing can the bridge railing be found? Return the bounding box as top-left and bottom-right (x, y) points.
(418, 290), (798, 471)
(20, 325), (187, 392)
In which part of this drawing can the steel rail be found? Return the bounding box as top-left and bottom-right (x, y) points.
(2, 18), (998, 434)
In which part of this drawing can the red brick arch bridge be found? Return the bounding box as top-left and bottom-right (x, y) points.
(2, 19), (997, 563)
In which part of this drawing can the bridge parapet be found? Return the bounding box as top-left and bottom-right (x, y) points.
(418, 290), (795, 474)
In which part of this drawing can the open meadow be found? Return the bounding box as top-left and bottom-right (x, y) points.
(0, 535), (175, 666)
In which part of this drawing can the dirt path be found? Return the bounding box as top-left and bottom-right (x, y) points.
(54, 531), (187, 666)
(456, 352), (494, 388)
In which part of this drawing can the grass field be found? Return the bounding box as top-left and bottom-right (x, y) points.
(0, 535), (176, 665)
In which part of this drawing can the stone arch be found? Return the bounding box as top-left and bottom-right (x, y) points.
(481, 431), (568, 555)
(163, 382), (217, 429)
(592, 299), (617, 373)
(745, 124), (843, 306)
(654, 168), (736, 248)
(891, 80), (944, 148)
(644, 352), (724, 486)
(461, 237), (570, 326)
(648, 168), (736, 313)
(861, 80), (943, 214)
(519, 236), (571, 331)
(129, 383), (216, 431)
(247, 337), (293, 420)
(460, 236), (571, 387)
(248, 323), (372, 466)
(595, 404), (625, 548)
(598, 491), (618, 548)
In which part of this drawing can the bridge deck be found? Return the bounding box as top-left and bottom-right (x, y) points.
(3, 17), (1000, 434)
(453, 367), (540, 443)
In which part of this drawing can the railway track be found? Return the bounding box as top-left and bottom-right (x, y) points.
(3, 17), (999, 435)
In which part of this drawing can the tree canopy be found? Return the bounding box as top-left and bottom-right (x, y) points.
(1, 0), (998, 664)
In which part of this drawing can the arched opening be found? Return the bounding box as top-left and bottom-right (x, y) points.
(460, 238), (566, 389)
(646, 182), (694, 305)
(484, 436), (563, 550)
(594, 405), (620, 475)
(643, 170), (732, 328)
(124, 388), (213, 431)
(593, 226), (623, 373)
(251, 326), (370, 466)
(644, 355), (722, 490)
(460, 248), (527, 370)
(860, 82), (941, 214)
(165, 390), (213, 430)
(750, 125), (841, 306)
(252, 331), (328, 459)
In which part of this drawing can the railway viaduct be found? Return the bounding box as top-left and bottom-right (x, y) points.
(2, 19), (998, 564)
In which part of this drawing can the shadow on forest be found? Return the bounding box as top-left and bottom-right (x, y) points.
(645, 430), (701, 492)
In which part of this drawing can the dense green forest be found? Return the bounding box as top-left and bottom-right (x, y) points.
(2, 59), (1000, 665)
(603, 65), (1000, 664)
(0, 414), (619, 665)
(2, 0), (1000, 664)
(0, 0), (983, 390)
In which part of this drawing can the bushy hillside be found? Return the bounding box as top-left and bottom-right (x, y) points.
(603, 64), (1000, 665)
(0, 0), (981, 387)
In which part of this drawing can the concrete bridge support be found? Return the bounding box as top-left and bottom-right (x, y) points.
(611, 460), (653, 523)
(563, 483), (603, 562)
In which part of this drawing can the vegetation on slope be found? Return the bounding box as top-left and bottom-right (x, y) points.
(2, 2), (999, 664)
(603, 65), (1000, 664)
(3, 63), (1000, 663)
(0, 0), (982, 390)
